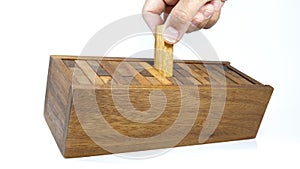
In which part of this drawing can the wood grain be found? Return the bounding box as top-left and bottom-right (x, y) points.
(52, 55), (230, 65)
(44, 55), (273, 158)
(154, 25), (174, 77)
(75, 60), (105, 86)
(44, 56), (73, 155)
(139, 61), (173, 85)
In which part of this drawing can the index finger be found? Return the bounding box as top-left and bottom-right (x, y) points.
(164, 0), (210, 43)
(142, 0), (166, 33)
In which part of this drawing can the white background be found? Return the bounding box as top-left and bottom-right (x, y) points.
(0, 0), (299, 168)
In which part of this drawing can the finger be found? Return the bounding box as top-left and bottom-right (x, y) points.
(211, 0), (225, 12)
(142, 0), (166, 33)
(164, 0), (179, 5)
(163, 0), (210, 44)
(191, 3), (215, 30)
(187, 0), (224, 33)
(204, 11), (220, 29)
(186, 12), (204, 33)
(163, 0), (178, 21)
(204, 0), (224, 28)
(163, 5), (175, 22)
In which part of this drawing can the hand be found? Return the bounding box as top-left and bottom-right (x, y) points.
(142, 0), (226, 44)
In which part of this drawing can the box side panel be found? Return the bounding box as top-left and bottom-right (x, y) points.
(64, 87), (189, 157)
(178, 86), (273, 146)
(44, 56), (72, 155)
(64, 104), (110, 158)
(64, 85), (272, 157)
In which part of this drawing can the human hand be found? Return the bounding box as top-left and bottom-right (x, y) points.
(142, 0), (226, 44)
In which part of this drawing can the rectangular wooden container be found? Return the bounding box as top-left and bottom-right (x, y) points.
(44, 55), (273, 158)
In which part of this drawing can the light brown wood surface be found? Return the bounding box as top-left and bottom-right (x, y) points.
(44, 55), (273, 158)
(154, 25), (174, 77)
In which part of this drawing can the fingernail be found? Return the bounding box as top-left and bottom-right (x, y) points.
(163, 26), (179, 44)
(213, 1), (222, 11)
(203, 9), (213, 19)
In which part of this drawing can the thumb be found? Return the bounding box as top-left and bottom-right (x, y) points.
(163, 0), (209, 44)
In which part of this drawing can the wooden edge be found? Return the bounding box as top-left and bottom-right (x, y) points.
(227, 65), (262, 85)
(251, 84), (273, 137)
(54, 57), (73, 157)
(71, 83), (272, 90)
(264, 85), (274, 92)
(45, 56), (74, 156)
(61, 87), (73, 157)
(210, 64), (251, 85)
(50, 55), (230, 65)
(51, 57), (72, 82)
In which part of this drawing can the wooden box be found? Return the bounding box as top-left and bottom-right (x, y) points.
(44, 55), (273, 158)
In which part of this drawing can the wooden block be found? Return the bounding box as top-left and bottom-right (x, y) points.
(44, 55), (273, 158)
(154, 25), (174, 77)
